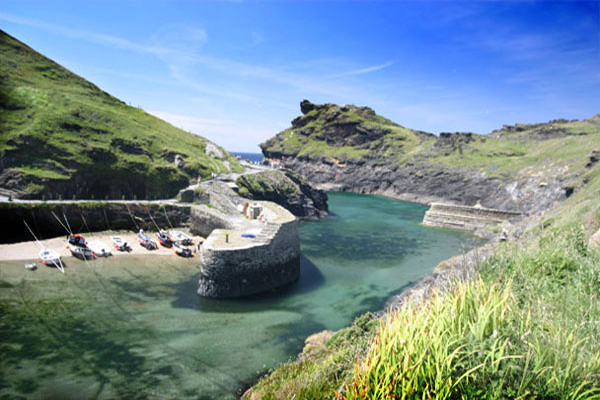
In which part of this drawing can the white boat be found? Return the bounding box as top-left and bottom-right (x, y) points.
(67, 245), (95, 260)
(111, 236), (130, 252)
(88, 240), (112, 257)
(173, 242), (193, 258)
(39, 249), (65, 273)
(169, 230), (193, 246)
(66, 234), (94, 261)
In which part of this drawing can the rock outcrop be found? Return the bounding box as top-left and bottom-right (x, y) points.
(235, 170), (328, 220)
(261, 100), (600, 216)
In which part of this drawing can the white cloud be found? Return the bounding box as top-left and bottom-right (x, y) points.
(331, 61), (395, 77)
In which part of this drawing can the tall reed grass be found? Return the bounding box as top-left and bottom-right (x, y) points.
(345, 227), (600, 399)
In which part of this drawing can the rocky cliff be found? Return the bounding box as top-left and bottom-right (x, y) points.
(261, 100), (600, 215)
(235, 170), (328, 220)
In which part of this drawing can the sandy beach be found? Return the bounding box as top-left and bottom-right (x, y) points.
(0, 230), (204, 262)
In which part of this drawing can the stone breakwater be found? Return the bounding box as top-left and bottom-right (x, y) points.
(196, 201), (300, 298)
(422, 202), (521, 231)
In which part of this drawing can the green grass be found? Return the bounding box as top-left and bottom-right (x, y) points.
(236, 170), (302, 199)
(423, 132), (600, 178)
(260, 103), (428, 162)
(347, 229), (600, 399)
(245, 158), (600, 399)
(0, 30), (241, 199)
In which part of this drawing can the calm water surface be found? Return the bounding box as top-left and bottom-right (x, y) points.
(0, 193), (482, 399)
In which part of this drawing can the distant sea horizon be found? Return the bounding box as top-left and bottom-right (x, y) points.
(232, 152), (264, 163)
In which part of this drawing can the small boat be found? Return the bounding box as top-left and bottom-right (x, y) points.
(137, 229), (158, 250)
(22, 221), (64, 273)
(241, 233), (256, 238)
(40, 249), (65, 273)
(168, 230), (193, 246)
(173, 242), (193, 258)
(157, 230), (173, 248)
(67, 245), (95, 260)
(88, 240), (112, 257)
(67, 234), (87, 248)
(40, 249), (62, 266)
(66, 234), (94, 260)
(111, 236), (131, 252)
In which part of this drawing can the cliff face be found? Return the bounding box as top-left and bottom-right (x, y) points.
(235, 170), (328, 220)
(0, 30), (242, 200)
(261, 101), (600, 215)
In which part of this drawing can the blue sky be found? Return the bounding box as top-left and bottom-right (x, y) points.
(1, 1), (599, 152)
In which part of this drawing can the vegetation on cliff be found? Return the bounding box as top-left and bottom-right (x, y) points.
(235, 170), (328, 220)
(260, 100), (432, 163)
(260, 101), (600, 215)
(245, 174), (600, 399)
(262, 100), (600, 176)
(0, 30), (242, 200)
(246, 104), (600, 399)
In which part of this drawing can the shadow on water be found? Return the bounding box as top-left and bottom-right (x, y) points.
(170, 254), (325, 312)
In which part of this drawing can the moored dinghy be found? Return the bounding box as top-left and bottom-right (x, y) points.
(66, 234), (95, 260)
(157, 229), (173, 248)
(169, 230), (193, 246)
(173, 242), (193, 257)
(39, 249), (65, 273)
(111, 236), (131, 252)
(23, 220), (65, 273)
(137, 229), (158, 250)
(88, 240), (112, 257)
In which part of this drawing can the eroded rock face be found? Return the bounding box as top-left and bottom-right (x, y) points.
(260, 101), (593, 216)
(235, 170), (328, 220)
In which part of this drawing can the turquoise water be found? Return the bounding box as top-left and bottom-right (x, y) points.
(0, 193), (482, 399)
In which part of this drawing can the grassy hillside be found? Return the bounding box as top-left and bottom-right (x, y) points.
(0, 30), (241, 199)
(260, 100), (432, 163)
(423, 117), (600, 178)
(261, 101), (600, 181)
(245, 147), (600, 400)
(249, 103), (600, 399)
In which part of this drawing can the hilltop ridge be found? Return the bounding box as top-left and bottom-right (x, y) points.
(261, 100), (600, 216)
(0, 30), (241, 200)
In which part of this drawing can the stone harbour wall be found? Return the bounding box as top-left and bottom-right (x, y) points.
(198, 218), (300, 298)
(423, 202), (521, 231)
(0, 201), (191, 243)
(189, 206), (236, 238)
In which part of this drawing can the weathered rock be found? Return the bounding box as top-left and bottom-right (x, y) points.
(235, 170), (328, 220)
(261, 101), (588, 216)
(300, 99), (317, 114)
(174, 154), (185, 168)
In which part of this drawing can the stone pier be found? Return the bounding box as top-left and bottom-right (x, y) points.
(196, 201), (300, 298)
(422, 202), (521, 231)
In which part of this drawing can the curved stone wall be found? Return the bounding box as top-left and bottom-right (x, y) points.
(197, 205), (301, 298)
